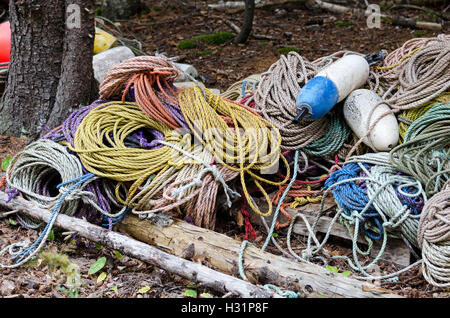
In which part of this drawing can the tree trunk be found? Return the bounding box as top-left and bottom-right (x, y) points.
(234, 0), (255, 44)
(0, 0), (95, 138)
(48, 0), (96, 129)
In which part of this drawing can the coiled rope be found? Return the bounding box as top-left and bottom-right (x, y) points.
(248, 52), (329, 150)
(178, 86), (290, 217)
(99, 56), (184, 129)
(69, 101), (185, 207)
(418, 181), (450, 287)
(397, 93), (450, 143)
(1, 139), (109, 267)
(220, 74), (261, 101)
(390, 102), (449, 197)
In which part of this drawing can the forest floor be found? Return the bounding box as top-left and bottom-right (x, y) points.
(1, 0), (449, 298)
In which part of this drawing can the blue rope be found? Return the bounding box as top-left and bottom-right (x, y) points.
(101, 207), (130, 227)
(241, 80), (248, 98)
(14, 173), (95, 263)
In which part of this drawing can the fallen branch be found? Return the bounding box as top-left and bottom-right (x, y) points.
(313, 0), (442, 31)
(0, 191), (273, 298)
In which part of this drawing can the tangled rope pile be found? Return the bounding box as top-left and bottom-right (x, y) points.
(1, 33), (449, 291)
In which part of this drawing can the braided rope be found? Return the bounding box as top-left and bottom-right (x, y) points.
(69, 101), (185, 207)
(248, 52), (329, 150)
(418, 182), (450, 287)
(99, 56), (184, 129)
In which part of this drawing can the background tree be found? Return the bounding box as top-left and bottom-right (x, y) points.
(0, 0), (96, 138)
(234, 0), (255, 44)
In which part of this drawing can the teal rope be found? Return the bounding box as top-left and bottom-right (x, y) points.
(304, 112), (351, 157)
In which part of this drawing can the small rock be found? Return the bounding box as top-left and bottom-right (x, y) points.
(274, 9), (287, 17)
(1, 280), (15, 296)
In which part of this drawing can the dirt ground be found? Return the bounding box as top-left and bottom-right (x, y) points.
(1, 0), (450, 298)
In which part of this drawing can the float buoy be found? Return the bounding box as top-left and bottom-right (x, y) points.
(0, 21), (10, 65)
(295, 54), (370, 120)
(344, 89), (399, 151)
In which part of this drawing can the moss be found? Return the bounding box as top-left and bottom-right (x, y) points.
(278, 47), (300, 55)
(258, 41), (269, 46)
(381, 16), (393, 24)
(414, 31), (426, 38)
(94, 7), (102, 16)
(177, 32), (235, 50)
(335, 21), (353, 27)
(199, 50), (213, 56)
(153, 6), (162, 11)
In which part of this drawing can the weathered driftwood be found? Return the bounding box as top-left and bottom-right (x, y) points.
(115, 214), (401, 297)
(0, 191), (273, 298)
(247, 196), (411, 267)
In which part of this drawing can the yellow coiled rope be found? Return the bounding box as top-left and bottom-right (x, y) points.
(398, 92), (450, 143)
(69, 101), (186, 206)
(178, 86), (290, 217)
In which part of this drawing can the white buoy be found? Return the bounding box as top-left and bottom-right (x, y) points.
(93, 46), (135, 83)
(344, 89), (399, 151)
(172, 63), (199, 82)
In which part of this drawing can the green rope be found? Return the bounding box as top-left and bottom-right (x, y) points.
(304, 111), (351, 157)
(390, 102), (450, 196)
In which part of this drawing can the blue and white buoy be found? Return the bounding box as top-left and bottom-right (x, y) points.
(295, 54), (370, 121)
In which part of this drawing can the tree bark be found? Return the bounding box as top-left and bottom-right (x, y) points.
(1, 0), (65, 138)
(0, 0), (96, 138)
(234, 0), (255, 44)
(48, 0), (96, 129)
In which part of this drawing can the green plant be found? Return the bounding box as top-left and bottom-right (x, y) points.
(278, 47), (300, 55)
(414, 31), (426, 38)
(335, 21), (353, 27)
(40, 251), (81, 297)
(326, 265), (351, 277)
(1, 157), (12, 171)
(177, 32), (235, 50)
(199, 50), (213, 56)
(88, 256), (107, 275)
(153, 6), (162, 11)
